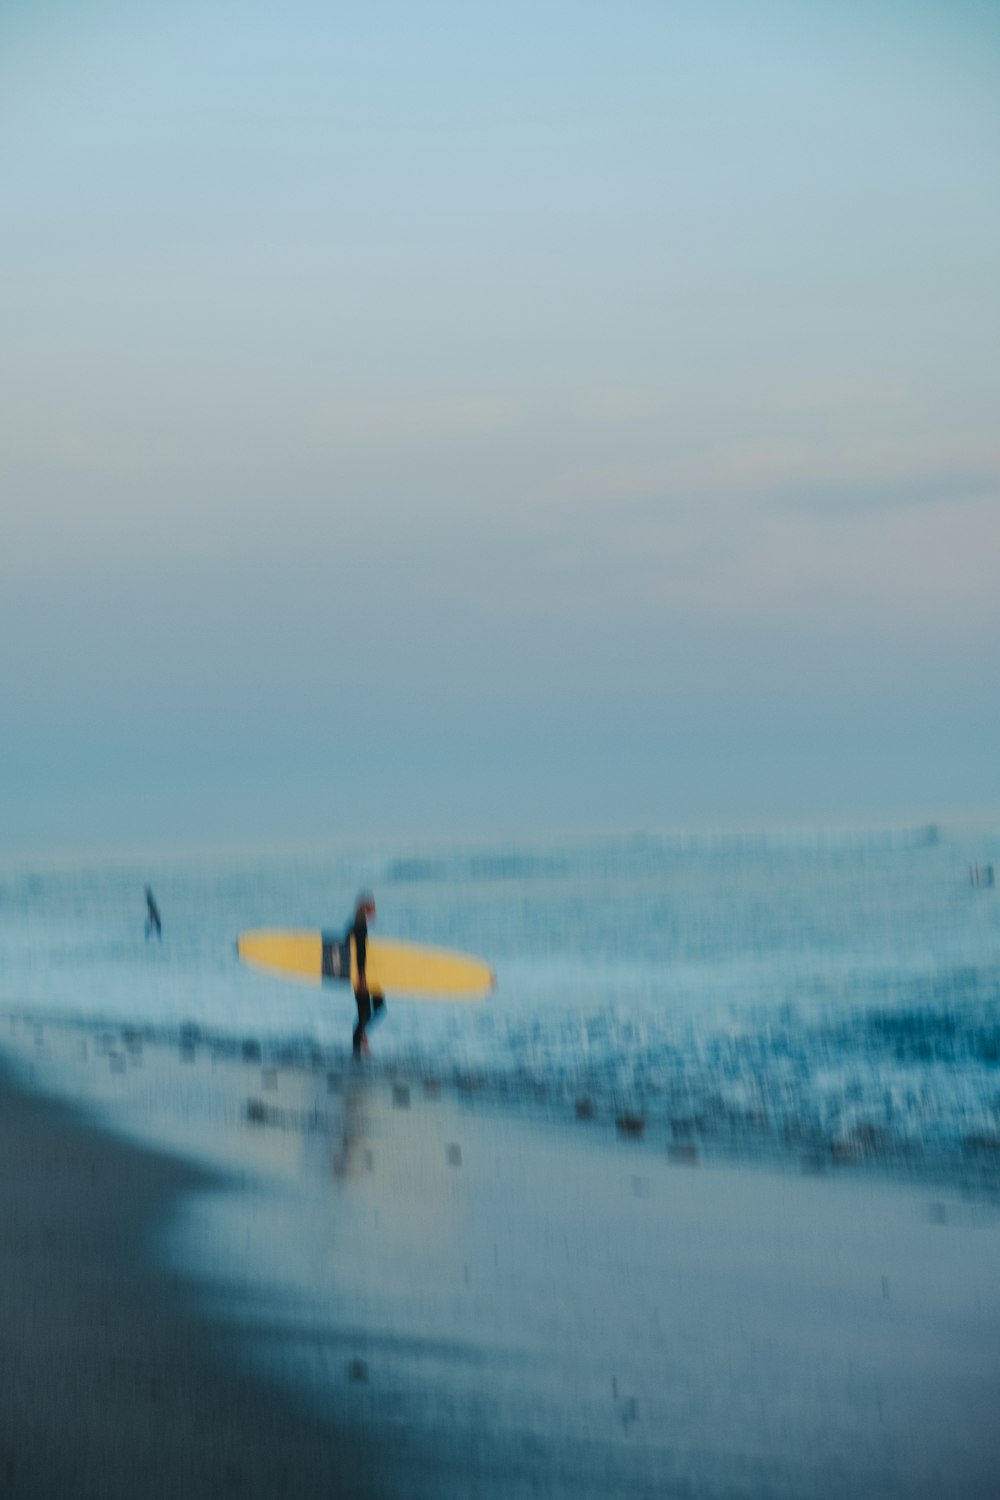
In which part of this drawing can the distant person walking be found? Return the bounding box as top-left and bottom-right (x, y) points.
(349, 892), (385, 1056)
(145, 886), (162, 939)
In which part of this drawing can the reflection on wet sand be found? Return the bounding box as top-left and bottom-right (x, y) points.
(331, 1072), (372, 1182)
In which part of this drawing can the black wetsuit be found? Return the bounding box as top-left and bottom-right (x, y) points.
(351, 910), (385, 1055)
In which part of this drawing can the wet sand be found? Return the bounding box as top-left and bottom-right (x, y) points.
(2, 1025), (999, 1498)
(0, 1064), (386, 1499)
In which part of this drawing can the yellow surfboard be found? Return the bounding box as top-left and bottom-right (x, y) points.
(236, 928), (495, 1002)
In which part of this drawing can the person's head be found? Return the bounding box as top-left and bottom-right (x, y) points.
(355, 891), (375, 921)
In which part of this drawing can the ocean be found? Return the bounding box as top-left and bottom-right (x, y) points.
(2, 821), (998, 1171)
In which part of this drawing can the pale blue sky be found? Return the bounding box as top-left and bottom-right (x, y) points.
(2, 2), (998, 850)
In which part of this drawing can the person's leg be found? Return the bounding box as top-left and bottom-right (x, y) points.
(353, 989), (372, 1055)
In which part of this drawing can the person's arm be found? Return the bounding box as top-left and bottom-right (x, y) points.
(355, 919), (369, 995)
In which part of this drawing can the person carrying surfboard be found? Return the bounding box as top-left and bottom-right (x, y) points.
(350, 892), (385, 1056)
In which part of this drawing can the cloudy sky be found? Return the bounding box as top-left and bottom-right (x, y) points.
(2, 1), (998, 851)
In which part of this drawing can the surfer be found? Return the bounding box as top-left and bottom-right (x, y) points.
(144, 886), (162, 940)
(350, 892), (385, 1056)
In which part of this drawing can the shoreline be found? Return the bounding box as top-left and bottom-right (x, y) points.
(2, 1022), (1000, 1498)
(5, 1009), (1000, 1204)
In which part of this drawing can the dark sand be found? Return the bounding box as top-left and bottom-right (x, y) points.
(0, 1064), (389, 1499)
(2, 1029), (999, 1499)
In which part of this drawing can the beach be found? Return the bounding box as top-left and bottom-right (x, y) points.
(0, 1057), (376, 1499)
(2, 1021), (998, 1499)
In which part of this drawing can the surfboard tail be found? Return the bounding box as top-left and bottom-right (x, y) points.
(236, 930), (324, 985)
